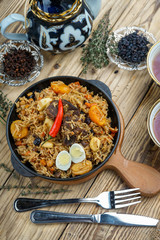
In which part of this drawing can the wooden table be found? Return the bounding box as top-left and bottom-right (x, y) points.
(0, 0), (160, 239)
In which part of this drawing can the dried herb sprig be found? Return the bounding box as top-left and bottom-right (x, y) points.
(0, 90), (12, 125)
(0, 163), (71, 196)
(0, 184), (70, 196)
(0, 184), (52, 191)
(20, 188), (70, 196)
(0, 163), (19, 179)
(81, 11), (117, 73)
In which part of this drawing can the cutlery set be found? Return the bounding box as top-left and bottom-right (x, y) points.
(14, 188), (159, 227)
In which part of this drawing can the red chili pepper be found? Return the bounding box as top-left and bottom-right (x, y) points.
(49, 99), (63, 137)
(42, 99), (63, 144)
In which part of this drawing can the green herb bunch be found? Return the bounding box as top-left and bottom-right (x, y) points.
(0, 90), (12, 125)
(81, 11), (117, 73)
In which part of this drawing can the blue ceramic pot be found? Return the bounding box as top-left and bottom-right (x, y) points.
(0, 0), (101, 53)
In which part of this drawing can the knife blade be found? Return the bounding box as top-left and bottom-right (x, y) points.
(30, 210), (159, 227)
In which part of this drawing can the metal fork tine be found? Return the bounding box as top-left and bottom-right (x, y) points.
(115, 196), (141, 204)
(114, 188), (140, 195)
(115, 200), (141, 209)
(114, 192), (141, 200)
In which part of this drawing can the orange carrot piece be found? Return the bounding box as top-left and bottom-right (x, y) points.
(75, 81), (80, 85)
(41, 132), (46, 138)
(25, 151), (30, 156)
(69, 81), (81, 88)
(50, 167), (55, 174)
(85, 102), (96, 108)
(15, 140), (22, 146)
(40, 159), (47, 166)
(111, 132), (116, 138)
(25, 104), (30, 108)
(109, 127), (118, 133)
(85, 94), (92, 100)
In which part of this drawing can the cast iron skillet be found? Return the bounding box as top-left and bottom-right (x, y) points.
(6, 76), (120, 179)
(6, 76), (160, 196)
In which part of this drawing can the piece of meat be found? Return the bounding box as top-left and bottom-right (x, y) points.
(63, 134), (77, 146)
(81, 140), (88, 147)
(46, 99), (91, 147)
(46, 99), (79, 120)
(46, 100), (58, 120)
(62, 116), (90, 146)
(62, 100), (78, 111)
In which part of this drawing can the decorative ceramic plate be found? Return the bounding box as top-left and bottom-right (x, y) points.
(106, 26), (156, 71)
(0, 40), (43, 86)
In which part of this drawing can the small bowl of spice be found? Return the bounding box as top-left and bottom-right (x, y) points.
(106, 26), (156, 70)
(147, 99), (160, 147)
(0, 40), (43, 86)
(147, 41), (160, 86)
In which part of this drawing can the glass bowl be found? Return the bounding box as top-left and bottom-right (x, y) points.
(106, 26), (156, 71)
(0, 40), (44, 86)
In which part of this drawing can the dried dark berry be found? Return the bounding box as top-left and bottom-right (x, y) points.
(85, 115), (91, 125)
(117, 31), (150, 64)
(90, 129), (95, 134)
(80, 110), (85, 114)
(33, 137), (41, 146)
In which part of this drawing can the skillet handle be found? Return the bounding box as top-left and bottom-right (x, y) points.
(105, 151), (160, 197)
(104, 105), (160, 197)
(11, 154), (35, 178)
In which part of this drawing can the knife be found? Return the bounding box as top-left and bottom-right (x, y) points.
(30, 210), (159, 227)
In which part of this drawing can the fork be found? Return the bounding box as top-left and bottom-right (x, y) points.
(14, 188), (141, 212)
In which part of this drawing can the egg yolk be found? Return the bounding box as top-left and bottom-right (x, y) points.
(70, 147), (83, 158)
(58, 153), (70, 165)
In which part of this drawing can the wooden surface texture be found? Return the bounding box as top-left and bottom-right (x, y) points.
(0, 0), (160, 239)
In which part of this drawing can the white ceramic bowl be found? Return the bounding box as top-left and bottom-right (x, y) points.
(147, 99), (160, 147)
(147, 41), (160, 86)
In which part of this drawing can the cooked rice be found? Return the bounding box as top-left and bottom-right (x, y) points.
(13, 81), (117, 178)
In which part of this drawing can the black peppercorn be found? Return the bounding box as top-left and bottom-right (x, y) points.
(3, 49), (36, 79)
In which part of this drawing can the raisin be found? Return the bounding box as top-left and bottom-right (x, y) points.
(85, 115), (91, 125)
(33, 137), (41, 146)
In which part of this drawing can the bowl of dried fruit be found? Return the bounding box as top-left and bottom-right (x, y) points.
(0, 40), (43, 86)
(106, 26), (156, 71)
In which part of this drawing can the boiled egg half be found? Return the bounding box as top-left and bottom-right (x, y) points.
(56, 150), (72, 171)
(69, 143), (86, 163)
